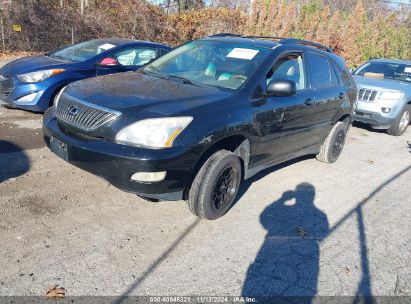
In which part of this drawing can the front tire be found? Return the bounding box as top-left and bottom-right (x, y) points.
(387, 106), (410, 136)
(187, 150), (241, 220)
(316, 121), (347, 164)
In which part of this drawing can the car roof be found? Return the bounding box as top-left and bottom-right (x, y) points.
(369, 58), (411, 65)
(88, 38), (170, 48)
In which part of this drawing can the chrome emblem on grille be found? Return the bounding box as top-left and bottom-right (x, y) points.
(68, 105), (79, 116)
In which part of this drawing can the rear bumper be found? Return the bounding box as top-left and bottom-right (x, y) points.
(42, 111), (202, 201)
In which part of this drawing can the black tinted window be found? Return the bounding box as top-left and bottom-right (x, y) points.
(331, 61), (352, 87)
(309, 52), (339, 89)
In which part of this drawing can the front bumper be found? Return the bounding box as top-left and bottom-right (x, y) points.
(353, 99), (404, 129)
(0, 78), (61, 112)
(43, 112), (202, 201)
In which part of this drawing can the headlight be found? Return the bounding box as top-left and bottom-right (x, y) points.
(115, 117), (193, 148)
(379, 91), (404, 101)
(17, 69), (65, 83)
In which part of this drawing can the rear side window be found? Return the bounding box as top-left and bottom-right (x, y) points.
(308, 52), (339, 89)
(331, 61), (351, 86)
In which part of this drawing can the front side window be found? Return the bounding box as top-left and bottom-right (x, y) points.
(48, 40), (118, 62)
(266, 54), (306, 90)
(355, 61), (411, 83)
(143, 41), (271, 90)
(309, 52), (339, 89)
(114, 47), (157, 66)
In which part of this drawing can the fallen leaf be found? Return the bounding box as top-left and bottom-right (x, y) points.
(46, 285), (65, 298)
(345, 267), (351, 274)
(367, 159), (375, 164)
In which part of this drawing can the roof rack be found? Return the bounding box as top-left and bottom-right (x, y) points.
(208, 33), (333, 53)
(281, 38), (333, 53)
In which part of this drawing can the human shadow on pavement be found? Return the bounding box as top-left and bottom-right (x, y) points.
(0, 140), (30, 183)
(242, 183), (329, 302)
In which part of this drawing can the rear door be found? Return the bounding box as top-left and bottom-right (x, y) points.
(253, 52), (316, 166)
(306, 51), (343, 142)
(96, 46), (158, 76)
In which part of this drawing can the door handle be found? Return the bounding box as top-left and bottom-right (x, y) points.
(304, 98), (314, 106)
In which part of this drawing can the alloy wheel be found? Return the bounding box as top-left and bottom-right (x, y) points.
(212, 166), (239, 210)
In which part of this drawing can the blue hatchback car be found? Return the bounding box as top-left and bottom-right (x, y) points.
(0, 38), (171, 112)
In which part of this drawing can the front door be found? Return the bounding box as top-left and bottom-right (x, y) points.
(253, 52), (317, 166)
(96, 47), (158, 76)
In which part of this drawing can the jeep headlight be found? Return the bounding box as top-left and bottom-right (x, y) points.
(17, 69), (65, 83)
(115, 117), (193, 148)
(378, 91), (404, 101)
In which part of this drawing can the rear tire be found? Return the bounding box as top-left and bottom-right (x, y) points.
(187, 150), (241, 220)
(316, 121), (347, 164)
(387, 106), (410, 136)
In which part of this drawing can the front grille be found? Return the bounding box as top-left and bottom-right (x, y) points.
(357, 88), (378, 102)
(0, 75), (15, 99)
(56, 93), (120, 131)
(0, 87), (13, 99)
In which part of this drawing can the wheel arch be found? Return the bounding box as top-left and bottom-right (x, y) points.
(338, 113), (352, 126)
(183, 135), (250, 200)
(47, 83), (69, 107)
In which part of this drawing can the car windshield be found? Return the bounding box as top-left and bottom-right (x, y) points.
(143, 40), (271, 90)
(48, 40), (117, 62)
(355, 61), (411, 83)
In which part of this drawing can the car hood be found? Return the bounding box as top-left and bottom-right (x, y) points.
(0, 55), (72, 77)
(353, 75), (410, 92)
(64, 71), (230, 116)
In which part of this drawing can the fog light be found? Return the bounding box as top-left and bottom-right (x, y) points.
(381, 107), (391, 113)
(131, 171), (166, 182)
(17, 92), (38, 102)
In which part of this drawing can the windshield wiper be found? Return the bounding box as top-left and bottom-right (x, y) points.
(166, 75), (200, 87)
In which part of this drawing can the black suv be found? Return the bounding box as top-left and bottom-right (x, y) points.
(43, 34), (356, 220)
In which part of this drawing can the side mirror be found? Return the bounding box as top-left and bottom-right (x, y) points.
(266, 79), (296, 97)
(99, 57), (118, 66)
